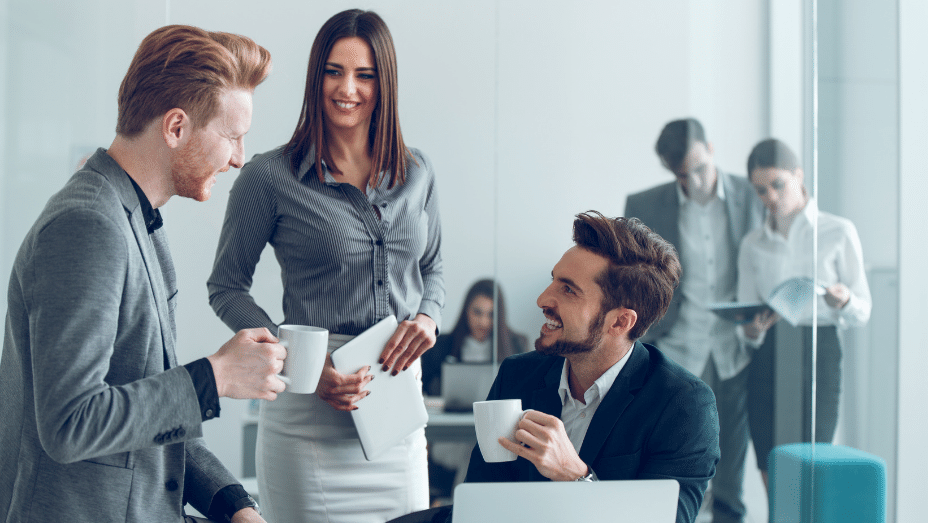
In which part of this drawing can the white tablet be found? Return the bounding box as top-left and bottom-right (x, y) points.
(330, 315), (429, 461)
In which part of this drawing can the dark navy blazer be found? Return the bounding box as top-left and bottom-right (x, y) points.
(462, 342), (721, 523)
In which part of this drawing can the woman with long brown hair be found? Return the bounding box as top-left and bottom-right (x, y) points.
(207, 9), (443, 522)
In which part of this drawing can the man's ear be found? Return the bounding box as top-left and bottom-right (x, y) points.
(608, 307), (638, 338)
(162, 108), (190, 149)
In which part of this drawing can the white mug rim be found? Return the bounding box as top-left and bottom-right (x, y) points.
(278, 325), (328, 334)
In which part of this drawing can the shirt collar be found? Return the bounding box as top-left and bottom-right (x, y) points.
(125, 172), (163, 234)
(762, 197), (817, 239)
(557, 344), (634, 407)
(295, 144), (381, 194)
(675, 169), (726, 207)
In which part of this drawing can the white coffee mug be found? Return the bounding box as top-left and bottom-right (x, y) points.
(473, 399), (528, 462)
(277, 325), (328, 394)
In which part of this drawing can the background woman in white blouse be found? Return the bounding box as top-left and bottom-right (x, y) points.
(207, 9), (443, 523)
(737, 138), (871, 491)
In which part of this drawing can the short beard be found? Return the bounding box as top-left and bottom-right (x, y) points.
(535, 308), (607, 356)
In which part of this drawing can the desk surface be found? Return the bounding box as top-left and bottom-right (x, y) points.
(426, 410), (475, 442)
(428, 411), (474, 425)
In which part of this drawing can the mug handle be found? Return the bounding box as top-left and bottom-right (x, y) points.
(276, 339), (290, 390)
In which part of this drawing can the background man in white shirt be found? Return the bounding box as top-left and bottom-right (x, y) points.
(624, 119), (764, 523)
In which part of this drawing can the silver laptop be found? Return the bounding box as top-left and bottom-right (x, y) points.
(440, 362), (496, 412)
(451, 480), (680, 522)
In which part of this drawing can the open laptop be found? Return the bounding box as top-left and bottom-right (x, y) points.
(440, 362), (496, 412)
(451, 480), (680, 522)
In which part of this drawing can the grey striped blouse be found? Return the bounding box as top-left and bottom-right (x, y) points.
(207, 145), (444, 336)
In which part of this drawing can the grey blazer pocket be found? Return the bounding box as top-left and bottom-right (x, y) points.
(32, 456), (133, 523)
(595, 449), (643, 479)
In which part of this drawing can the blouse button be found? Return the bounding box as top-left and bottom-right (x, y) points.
(375, 240), (383, 246)
(377, 280), (384, 286)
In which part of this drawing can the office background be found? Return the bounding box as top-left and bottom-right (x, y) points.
(1, 1), (925, 521)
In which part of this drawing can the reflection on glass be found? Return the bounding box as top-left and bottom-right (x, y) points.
(625, 118), (764, 522)
(422, 278), (528, 505)
(738, 138), (872, 492)
(423, 278), (529, 398)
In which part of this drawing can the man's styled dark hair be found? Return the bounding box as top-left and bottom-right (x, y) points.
(746, 138), (801, 179)
(655, 117), (707, 172)
(572, 211), (681, 341)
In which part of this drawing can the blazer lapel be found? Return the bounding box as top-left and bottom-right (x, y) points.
(578, 342), (649, 465)
(720, 172), (748, 241)
(90, 150), (178, 370)
(657, 185), (681, 249)
(525, 358), (567, 481)
(531, 359), (565, 414)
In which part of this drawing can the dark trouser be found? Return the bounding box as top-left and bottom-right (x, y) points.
(748, 325), (842, 471)
(701, 356), (750, 523)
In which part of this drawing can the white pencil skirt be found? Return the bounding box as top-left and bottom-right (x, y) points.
(256, 336), (428, 523)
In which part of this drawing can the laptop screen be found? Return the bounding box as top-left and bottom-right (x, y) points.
(440, 362), (496, 412)
(451, 480), (680, 522)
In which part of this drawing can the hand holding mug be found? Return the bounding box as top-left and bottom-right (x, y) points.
(207, 328), (287, 400)
(499, 409), (589, 482)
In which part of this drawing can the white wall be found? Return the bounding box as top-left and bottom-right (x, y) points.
(1, 0), (768, 486)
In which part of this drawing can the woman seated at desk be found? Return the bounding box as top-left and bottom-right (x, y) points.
(420, 278), (528, 505)
(422, 279), (528, 397)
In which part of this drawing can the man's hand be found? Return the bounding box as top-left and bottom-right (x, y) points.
(378, 314), (437, 375)
(230, 507), (265, 523)
(497, 410), (588, 481)
(207, 328), (286, 400)
(315, 354), (374, 411)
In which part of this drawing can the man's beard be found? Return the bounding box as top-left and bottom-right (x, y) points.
(534, 308), (607, 356)
(171, 132), (214, 202)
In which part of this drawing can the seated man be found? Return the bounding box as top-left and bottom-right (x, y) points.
(457, 211), (720, 523)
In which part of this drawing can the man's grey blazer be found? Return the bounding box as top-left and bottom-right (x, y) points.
(0, 149), (237, 522)
(624, 171), (764, 346)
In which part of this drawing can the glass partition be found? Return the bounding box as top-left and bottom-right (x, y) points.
(0, 0), (904, 520)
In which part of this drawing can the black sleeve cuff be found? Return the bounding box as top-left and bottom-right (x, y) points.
(183, 358), (220, 422)
(207, 484), (249, 522)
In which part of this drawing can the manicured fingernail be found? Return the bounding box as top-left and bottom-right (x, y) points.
(378, 358), (385, 364)
(382, 365), (390, 372)
(403, 365), (409, 372)
(391, 369), (398, 376)
(368, 375), (375, 381)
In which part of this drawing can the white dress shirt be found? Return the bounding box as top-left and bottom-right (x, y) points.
(460, 336), (492, 363)
(558, 345), (634, 453)
(737, 199), (871, 345)
(659, 180), (744, 379)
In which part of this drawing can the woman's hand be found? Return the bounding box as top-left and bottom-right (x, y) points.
(824, 283), (851, 309)
(378, 314), (437, 375)
(315, 354), (374, 411)
(743, 309), (779, 340)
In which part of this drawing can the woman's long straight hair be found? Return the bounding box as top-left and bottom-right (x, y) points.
(286, 9), (412, 188)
